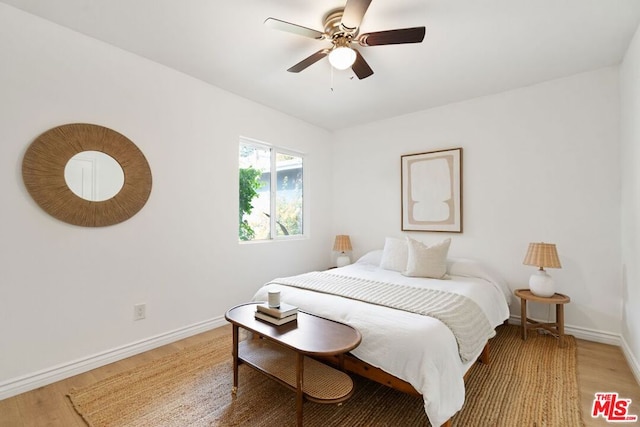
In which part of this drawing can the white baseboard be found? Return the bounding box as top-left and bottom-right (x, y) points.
(0, 316), (228, 401)
(508, 315), (621, 346)
(620, 335), (640, 387)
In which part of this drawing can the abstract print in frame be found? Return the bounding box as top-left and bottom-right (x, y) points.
(401, 148), (462, 232)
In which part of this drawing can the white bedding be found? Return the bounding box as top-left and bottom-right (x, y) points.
(251, 255), (511, 427)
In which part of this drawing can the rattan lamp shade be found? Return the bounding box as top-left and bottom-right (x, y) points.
(333, 235), (353, 253)
(523, 243), (562, 269)
(523, 242), (561, 297)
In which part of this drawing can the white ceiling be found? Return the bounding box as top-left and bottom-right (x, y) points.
(3, 0), (640, 130)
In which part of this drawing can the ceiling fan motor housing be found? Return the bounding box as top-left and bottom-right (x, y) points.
(324, 8), (358, 40)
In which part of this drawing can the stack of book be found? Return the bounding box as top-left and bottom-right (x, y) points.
(255, 302), (298, 325)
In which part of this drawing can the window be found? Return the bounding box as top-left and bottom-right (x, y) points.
(239, 138), (304, 241)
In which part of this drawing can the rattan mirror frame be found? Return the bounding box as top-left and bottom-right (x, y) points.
(22, 123), (152, 227)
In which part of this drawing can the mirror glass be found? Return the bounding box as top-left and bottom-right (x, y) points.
(64, 151), (125, 201)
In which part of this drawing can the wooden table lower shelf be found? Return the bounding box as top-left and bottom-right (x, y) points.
(239, 339), (355, 403)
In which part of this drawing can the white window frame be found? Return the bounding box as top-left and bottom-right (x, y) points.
(239, 136), (306, 242)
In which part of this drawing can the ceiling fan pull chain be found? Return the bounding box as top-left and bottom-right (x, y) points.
(331, 65), (334, 92)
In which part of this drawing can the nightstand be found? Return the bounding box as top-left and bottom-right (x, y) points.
(514, 289), (570, 347)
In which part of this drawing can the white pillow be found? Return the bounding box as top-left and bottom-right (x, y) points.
(403, 237), (451, 279)
(379, 237), (408, 272)
(355, 249), (383, 266)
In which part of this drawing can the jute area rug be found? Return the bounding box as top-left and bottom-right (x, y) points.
(68, 325), (583, 426)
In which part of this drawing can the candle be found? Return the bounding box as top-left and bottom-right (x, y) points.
(268, 290), (281, 308)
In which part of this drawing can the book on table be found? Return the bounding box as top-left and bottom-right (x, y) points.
(256, 302), (298, 318)
(254, 310), (297, 325)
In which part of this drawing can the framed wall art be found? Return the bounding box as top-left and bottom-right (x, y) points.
(401, 147), (462, 232)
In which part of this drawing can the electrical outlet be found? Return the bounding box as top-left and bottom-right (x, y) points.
(133, 303), (146, 321)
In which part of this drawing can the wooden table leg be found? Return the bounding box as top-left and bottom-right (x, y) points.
(338, 353), (345, 370)
(521, 297), (527, 340)
(557, 303), (565, 348)
(232, 325), (239, 395)
(296, 353), (304, 427)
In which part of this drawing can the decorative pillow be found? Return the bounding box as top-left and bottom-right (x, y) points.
(355, 249), (384, 266)
(403, 237), (451, 279)
(379, 237), (408, 272)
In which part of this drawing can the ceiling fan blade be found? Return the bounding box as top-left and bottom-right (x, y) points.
(351, 50), (374, 80)
(287, 49), (331, 73)
(341, 0), (372, 31)
(358, 27), (426, 46)
(264, 18), (325, 39)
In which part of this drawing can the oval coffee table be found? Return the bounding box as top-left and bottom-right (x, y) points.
(225, 302), (362, 427)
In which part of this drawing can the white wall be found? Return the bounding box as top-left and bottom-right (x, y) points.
(620, 23), (640, 382)
(0, 4), (333, 396)
(333, 68), (622, 338)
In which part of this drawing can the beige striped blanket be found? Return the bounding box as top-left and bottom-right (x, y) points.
(269, 271), (496, 363)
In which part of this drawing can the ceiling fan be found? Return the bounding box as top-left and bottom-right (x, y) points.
(265, 0), (426, 80)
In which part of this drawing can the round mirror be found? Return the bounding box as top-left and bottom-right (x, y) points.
(64, 151), (125, 201)
(22, 123), (152, 227)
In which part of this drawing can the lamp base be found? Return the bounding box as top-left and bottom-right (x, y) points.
(336, 254), (351, 268)
(529, 269), (555, 297)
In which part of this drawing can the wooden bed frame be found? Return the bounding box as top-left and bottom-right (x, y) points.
(316, 337), (493, 427)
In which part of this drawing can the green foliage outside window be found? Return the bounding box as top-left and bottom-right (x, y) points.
(239, 167), (263, 241)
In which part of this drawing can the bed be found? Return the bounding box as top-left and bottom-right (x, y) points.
(251, 241), (512, 427)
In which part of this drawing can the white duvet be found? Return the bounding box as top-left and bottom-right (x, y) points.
(251, 253), (511, 427)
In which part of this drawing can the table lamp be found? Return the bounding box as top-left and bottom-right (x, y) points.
(333, 235), (353, 267)
(523, 242), (562, 297)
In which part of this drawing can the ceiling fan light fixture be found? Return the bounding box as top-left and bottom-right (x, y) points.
(328, 46), (356, 70)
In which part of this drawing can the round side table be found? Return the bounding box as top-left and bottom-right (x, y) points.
(514, 289), (570, 347)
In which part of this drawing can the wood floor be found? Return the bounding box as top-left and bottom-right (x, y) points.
(1, 325), (638, 427)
